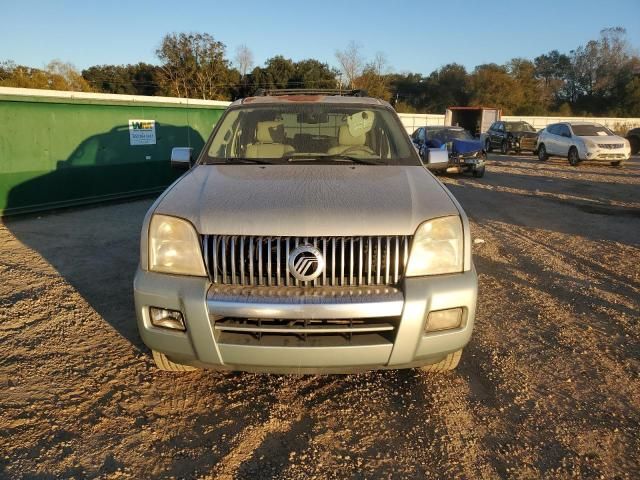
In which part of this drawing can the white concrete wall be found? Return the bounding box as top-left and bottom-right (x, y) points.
(397, 113), (640, 134)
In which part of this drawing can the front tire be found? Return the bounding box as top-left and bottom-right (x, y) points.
(419, 349), (462, 372)
(485, 139), (492, 153)
(472, 166), (485, 178)
(568, 147), (580, 166)
(538, 144), (548, 161)
(152, 350), (198, 372)
(500, 140), (509, 155)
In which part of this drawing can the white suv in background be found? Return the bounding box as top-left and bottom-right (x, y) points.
(537, 122), (631, 167)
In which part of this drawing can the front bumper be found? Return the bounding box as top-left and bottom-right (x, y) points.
(582, 148), (630, 161)
(134, 267), (477, 373)
(447, 153), (485, 173)
(510, 136), (537, 151)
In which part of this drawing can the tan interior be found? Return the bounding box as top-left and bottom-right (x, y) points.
(246, 121), (294, 158)
(327, 125), (373, 155)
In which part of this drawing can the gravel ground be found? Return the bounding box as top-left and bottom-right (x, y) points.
(1, 154), (639, 479)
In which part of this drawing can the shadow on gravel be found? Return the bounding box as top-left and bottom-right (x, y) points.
(488, 154), (640, 178)
(3, 198), (156, 350)
(443, 168), (640, 245)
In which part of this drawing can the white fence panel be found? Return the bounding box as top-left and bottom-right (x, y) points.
(397, 114), (445, 134)
(502, 115), (640, 132)
(398, 112), (640, 134)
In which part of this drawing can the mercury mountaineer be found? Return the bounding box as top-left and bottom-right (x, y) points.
(134, 90), (478, 373)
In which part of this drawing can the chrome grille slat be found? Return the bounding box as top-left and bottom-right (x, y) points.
(204, 235), (411, 287)
(358, 236), (363, 286)
(221, 237), (227, 283)
(212, 236), (218, 283)
(285, 238), (291, 286)
(248, 239), (254, 286)
(322, 238), (327, 286)
(394, 237), (400, 283)
(230, 237), (236, 284)
(385, 236), (391, 284)
(340, 238), (345, 286)
(267, 238), (272, 286)
(239, 236), (245, 285)
(331, 238), (336, 286)
(276, 238), (281, 286)
(376, 237), (381, 285)
(258, 237), (263, 286)
(349, 238), (354, 286)
(367, 237), (372, 285)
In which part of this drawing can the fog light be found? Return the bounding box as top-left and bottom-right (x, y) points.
(425, 308), (463, 332)
(149, 307), (186, 331)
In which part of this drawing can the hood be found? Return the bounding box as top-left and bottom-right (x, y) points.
(580, 135), (624, 143)
(451, 139), (483, 155)
(155, 165), (459, 236)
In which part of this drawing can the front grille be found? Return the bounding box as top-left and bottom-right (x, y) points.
(202, 235), (411, 287)
(519, 137), (537, 149)
(598, 143), (624, 149)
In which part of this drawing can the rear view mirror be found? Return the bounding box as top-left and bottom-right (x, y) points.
(171, 147), (194, 169)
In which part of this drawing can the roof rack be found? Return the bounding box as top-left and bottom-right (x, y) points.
(254, 88), (369, 97)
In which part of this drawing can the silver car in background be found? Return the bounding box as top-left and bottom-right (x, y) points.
(134, 92), (478, 374)
(537, 122), (631, 166)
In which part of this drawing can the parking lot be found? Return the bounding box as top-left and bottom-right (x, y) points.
(1, 153), (639, 479)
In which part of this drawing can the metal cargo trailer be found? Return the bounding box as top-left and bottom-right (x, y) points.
(445, 107), (501, 137)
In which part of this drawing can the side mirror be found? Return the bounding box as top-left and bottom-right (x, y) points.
(562, 132), (572, 138)
(171, 147), (194, 169)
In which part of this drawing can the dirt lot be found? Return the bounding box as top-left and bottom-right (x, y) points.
(1, 154), (639, 479)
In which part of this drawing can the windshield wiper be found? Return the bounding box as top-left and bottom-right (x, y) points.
(205, 157), (273, 165)
(320, 155), (383, 165)
(284, 154), (383, 165)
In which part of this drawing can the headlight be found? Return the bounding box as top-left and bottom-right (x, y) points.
(148, 214), (206, 276)
(406, 216), (463, 276)
(583, 139), (597, 150)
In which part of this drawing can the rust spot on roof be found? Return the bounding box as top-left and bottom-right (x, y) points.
(279, 95), (324, 102)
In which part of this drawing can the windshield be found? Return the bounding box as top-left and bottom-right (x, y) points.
(203, 103), (419, 165)
(504, 122), (536, 132)
(571, 124), (613, 137)
(426, 128), (474, 142)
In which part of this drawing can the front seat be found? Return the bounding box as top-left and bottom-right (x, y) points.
(327, 125), (375, 156)
(245, 121), (294, 158)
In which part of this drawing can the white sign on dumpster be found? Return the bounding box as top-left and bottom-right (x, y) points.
(128, 119), (156, 145)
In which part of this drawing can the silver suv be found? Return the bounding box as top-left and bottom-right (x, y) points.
(537, 122), (631, 166)
(134, 91), (478, 373)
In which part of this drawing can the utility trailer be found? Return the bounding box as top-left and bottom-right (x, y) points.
(445, 107), (501, 137)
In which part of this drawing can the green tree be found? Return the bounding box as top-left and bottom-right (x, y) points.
(0, 60), (92, 91)
(156, 32), (233, 100)
(467, 64), (521, 114)
(82, 63), (162, 96)
(291, 59), (338, 89)
(508, 58), (546, 114)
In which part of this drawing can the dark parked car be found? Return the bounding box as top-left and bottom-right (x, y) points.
(483, 121), (539, 154)
(627, 127), (640, 155)
(412, 126), (486, 177)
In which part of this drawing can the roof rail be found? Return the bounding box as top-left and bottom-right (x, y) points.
(254, 88), (369, 97)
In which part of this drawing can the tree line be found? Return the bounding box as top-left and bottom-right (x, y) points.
(1, 28), (639, 116)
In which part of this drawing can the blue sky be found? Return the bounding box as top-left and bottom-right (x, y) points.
(1, 0), (639, 74)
